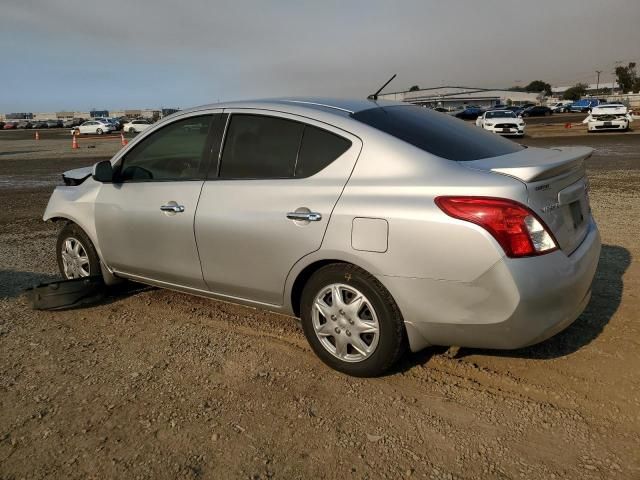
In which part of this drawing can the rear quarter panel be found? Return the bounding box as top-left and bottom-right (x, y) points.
(290, 132), (529, 287)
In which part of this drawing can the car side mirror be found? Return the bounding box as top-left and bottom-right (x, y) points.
(518, 115), (523, 118)
(92, 160), (114, 182)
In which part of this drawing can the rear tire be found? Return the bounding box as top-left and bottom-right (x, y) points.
(96, 128), (103, 135)
(56, 223), (100, 280)
(300, 264), (406, 377)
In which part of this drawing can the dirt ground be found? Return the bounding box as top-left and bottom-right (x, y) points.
(0, 129), (639, 479)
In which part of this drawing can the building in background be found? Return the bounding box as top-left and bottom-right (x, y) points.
(378, 86), (541, 109)
(4, 112), (34, 120)
(162, 108), (180, 117)
(32, 112), (58, 121)
(551, 82), (619, 97)
(89, 110), (109, 118)
(55, 111), (77, 120)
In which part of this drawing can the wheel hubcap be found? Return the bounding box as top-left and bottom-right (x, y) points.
(61, 237), (90, 279)
(311, 283), (380, 363)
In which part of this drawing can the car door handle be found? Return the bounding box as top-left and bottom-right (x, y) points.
(286, 211), (322, 222)
(160, 204), (185, 213)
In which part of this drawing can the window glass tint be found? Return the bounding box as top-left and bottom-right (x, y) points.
(295, 126), (351, 177)
(118, 115), (212, 182)
(351, 105), (523, 161)
(219, 115), (303, 179)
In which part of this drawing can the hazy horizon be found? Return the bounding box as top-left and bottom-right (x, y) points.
(1, 0), (639, 112)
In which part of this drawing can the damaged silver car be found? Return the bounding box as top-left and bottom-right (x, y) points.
(44, 98), (601, 376)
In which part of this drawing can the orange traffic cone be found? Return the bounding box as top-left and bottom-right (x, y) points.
(120, 131), (128, 146)
(35, 130), (40, 140)
(72, 135), (79, 150)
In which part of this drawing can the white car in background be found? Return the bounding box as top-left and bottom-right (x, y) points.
(71, 120), (115, 135)
(549, 101), (573, 113)
(122, 119), (152, 133)
(475, 110), (525, 137)
(98, 117), (123, 130)
(583, 104), (632, 132)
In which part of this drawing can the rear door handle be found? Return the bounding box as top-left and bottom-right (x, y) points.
(286, 211), (322, 222)
(160, 204), (185, 213)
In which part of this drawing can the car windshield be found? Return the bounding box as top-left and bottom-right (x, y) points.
(486, 111), (516, 119)
(351, 105), (523, 161)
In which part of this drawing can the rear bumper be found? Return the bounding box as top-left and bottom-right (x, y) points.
(380, 219), (601, 352)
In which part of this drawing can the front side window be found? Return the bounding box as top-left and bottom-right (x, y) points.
(118, 115), (213, 182)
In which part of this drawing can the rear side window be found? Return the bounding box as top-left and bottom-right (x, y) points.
(218, 115), (351, 179)
(351, 105), (523, 161)
(219, 115), (303, 179)
(295, 126), (351, 177)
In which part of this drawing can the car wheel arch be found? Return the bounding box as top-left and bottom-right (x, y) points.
(46, 216), (99, 252)
(290, 259), (347, 317)
(289, 258), (388, 318)
(48, 216), (121, 285)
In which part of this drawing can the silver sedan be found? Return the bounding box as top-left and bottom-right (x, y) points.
(44, 98), (600, 377)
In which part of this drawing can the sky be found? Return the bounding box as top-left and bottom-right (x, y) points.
(1, 0), (639, 112)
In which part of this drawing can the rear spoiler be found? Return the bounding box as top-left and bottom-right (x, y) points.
(462, 146), (593, 183)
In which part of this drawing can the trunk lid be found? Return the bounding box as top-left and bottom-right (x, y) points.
(462, 146), (593, 255)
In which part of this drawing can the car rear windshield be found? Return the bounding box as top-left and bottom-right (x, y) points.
(351, 105), (523, 161)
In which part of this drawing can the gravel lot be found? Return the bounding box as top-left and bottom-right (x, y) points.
(1, 130), (639, 479)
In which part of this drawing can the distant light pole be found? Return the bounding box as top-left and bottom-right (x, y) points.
(595, 70), (602, 95)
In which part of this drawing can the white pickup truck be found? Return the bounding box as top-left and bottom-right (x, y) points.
(583, 104), (632, 132)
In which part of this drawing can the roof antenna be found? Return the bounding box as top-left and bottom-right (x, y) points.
(368, 74), (397, 100)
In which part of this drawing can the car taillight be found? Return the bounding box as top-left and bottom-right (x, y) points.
(435, 196), (557, 258)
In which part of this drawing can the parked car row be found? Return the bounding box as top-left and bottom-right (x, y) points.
(548, 98), (608, 113)
(451, 104), (552, 121)
(0, 116), (156, 134)
(3, 119), (87, 129)
(2, 119), (67, 129)
(446, 99), (615, 121)
(70, 118), (153, 135)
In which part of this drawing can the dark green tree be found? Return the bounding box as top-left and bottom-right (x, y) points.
(409, 85), (420, 91)
(562, 83), (588, 101)
(524, 80), (552, 95)
(615, 62), (639, 93)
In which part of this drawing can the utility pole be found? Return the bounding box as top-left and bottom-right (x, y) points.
(595, 70), (602, 95)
